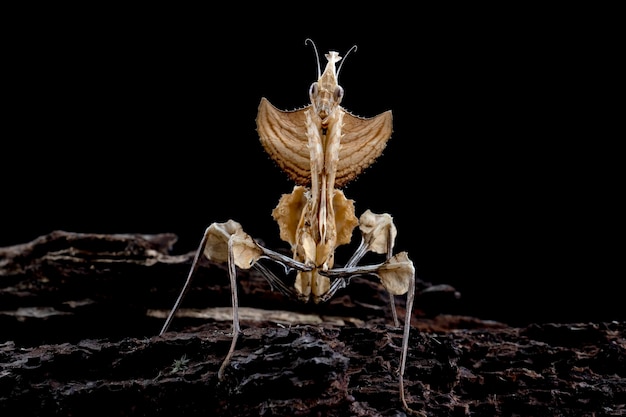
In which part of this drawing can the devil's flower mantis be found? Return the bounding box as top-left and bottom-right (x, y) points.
(160, 39), (420, 415)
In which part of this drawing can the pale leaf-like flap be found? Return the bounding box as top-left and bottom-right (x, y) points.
(203, 220), (263, 269)
(203, 220), (241, 264)
(272, 185), (308, 247)
(231, 233), (264, 270)
(295, 270), (330, 300)
(300, 231), (317, 266)
(333, 190), (359, 247)
(377, 251), (415, 295)
(359, 209), (397, 254)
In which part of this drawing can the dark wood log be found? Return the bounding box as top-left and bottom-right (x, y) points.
(1, 231), (624, 416)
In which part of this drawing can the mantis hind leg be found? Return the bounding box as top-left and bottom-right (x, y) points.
(159, 227), (243, 381)
(159, 230), (211, 336)
(218, 235), (242, 380)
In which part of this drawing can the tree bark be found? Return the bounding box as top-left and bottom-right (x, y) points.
(1, 231), (624, 416)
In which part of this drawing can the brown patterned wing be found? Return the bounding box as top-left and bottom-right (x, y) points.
(257, 97), (393, 188)
(256, 97), (312, 186)
(336, 109), (393, 188)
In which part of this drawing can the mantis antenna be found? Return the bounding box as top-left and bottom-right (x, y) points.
(337, 44), (357, 79)
(305, 38), (321, 79)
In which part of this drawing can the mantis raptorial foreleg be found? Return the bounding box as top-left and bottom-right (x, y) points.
(160, 40), (422, 415)
(158, 227), (241, 380)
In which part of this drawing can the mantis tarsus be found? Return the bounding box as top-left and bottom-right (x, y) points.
(160, 39), (420, 415)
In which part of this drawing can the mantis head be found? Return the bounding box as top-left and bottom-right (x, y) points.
(306, 39), (357, 126)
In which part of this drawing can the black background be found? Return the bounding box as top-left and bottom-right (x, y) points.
(2, 7), (622, 326)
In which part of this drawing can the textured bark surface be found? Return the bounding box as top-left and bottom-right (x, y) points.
(1, 231), (624, 416)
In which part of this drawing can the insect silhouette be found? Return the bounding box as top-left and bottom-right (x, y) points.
(160, 39), (419, 415)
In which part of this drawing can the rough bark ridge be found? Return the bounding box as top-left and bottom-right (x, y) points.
(1, 231), (624, 416)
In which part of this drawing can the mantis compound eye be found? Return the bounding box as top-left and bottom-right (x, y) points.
(309, 82), (318, 97)
(334, 85), (344, 102)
